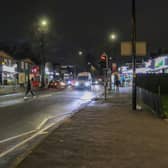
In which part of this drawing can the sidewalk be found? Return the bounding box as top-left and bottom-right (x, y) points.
(17, 88), (168, 168)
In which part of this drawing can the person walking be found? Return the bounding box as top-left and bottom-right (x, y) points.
(24, 78), (35, 99)
(114, 73), (120, 92)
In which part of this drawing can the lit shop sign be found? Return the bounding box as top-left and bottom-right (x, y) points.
(2, 65), (16, 73)
(154, 57), (167, 68)
(145, 59), (152, 68)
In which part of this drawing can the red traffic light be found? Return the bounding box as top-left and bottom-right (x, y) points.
(32, 66), (39, 74)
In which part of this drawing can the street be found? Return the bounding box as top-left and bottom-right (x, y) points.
(0, 0), (167, 167)
(0, 86), (102, 163)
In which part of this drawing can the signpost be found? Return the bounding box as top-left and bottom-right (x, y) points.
(121, 41), (147, 56)
(121, 41), (147, 110)
(121, 0), (147, 110)
(132, 0), (137, 110)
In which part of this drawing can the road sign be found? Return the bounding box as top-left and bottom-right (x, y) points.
(121, 41), (147, 56)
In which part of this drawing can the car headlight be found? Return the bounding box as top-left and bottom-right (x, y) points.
(75, 82), (79, 86)
(60, 82), (66, 86)
(85, 82), (90, 87)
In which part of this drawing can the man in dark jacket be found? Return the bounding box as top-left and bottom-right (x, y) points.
(24, 78), (35, 99)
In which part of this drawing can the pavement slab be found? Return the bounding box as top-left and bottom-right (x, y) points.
(16, 90), (168, 168)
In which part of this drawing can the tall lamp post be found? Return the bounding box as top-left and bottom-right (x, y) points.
(38, 18), (49, 88)
(108, 32), (117, 90)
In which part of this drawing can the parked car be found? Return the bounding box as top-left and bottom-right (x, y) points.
(48, 80), (66, 89)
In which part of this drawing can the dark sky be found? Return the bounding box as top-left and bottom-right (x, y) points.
(0, 0), (168, 64)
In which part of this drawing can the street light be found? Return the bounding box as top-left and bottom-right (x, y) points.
(38, 18), (49, 33)
(38, 17), (49, 88)
(78, 51), (83, 56)
(110, 33), (117, 41)
(108, 32), (118, 90)
(41, 20), (47, 27)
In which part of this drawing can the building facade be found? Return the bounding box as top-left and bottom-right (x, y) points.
(0, 51), (17, 85)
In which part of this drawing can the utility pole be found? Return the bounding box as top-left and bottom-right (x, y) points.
(132, 0), (137, 110)
(40, 32), (45, 88)
(100, 53), (108, 100)
(37, 18), (49, 88)
(105, 53), (108, 100)
(109, 57), (112, 90)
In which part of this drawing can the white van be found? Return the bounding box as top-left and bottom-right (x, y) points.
(74, 72), (92, 90)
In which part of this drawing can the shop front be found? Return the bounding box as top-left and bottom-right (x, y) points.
(0, 51), (17, 86)
(1, 64), (17, 85)
(152, 56), (168, 73)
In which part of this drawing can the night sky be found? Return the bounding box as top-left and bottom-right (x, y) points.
(0, 0), (168, 64)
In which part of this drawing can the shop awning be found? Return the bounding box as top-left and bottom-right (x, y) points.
(22, 58), (34, 64)
(0, 51), (13, 59)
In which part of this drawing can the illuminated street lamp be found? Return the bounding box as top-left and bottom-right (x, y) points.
(78, 51), (83, 56)
(108, 32), (118, 90)
(110, 33), (117, 41)
(38, 17), (49, 88)
(38, 18), (49, 33)
(41, 20), (47, 26)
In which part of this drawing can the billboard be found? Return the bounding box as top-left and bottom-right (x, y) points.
(121, 41), (147, 56)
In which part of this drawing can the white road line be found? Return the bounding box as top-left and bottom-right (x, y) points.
(36, 118), (49, 130)
(0, 116), (68, 158)
(0, 94), (53, 108)
(0, 122), (55, 158)
(0, 102), (82, 157)
(0, 118), (50, 144)
(0, 130), (36, 144)
(39, 94), (52, 98)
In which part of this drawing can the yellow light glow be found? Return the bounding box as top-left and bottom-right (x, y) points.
(110, 34), (116, 40)
(41, 20), (47, 26)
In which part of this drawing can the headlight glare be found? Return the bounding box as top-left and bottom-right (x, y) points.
(75, 82), (79, 86)
(85, 82), (90, 86)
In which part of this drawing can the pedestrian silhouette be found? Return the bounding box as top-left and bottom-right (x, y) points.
(24, 78), (35, 99)
(114, 73), (120, 92)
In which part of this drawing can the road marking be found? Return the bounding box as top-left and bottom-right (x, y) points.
(0, 130), (37, 144)
(0, 93), (23, 98)
(0, 99), (24, 107)
(39, 94), (52, 98)
(36, 118), (49, 130)
(0, 122), (56, 158)
(0, 94), (53, 108)
(0, 115), (70, 158)
(38, 131), (48, 135)
(0, 118), (50, 144)
(0, 94), (96, 157)
(0, 115), (66, 144)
